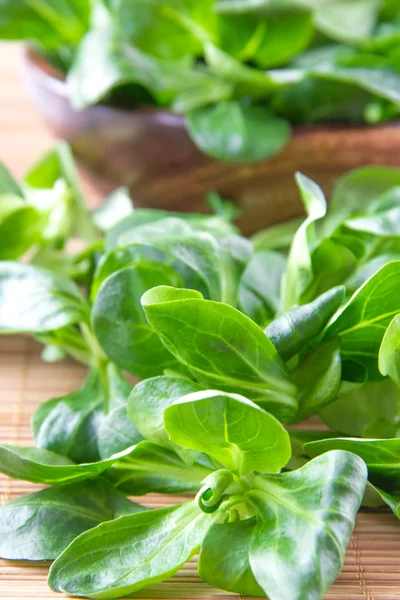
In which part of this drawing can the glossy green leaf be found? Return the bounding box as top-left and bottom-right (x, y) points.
(303, 238), (358, 301)
(119, 218), (251, 305)
(68, 26), (224, 110)
(97, 406), (143, 460)
(0, 262), (88, 333)
(314, 67), (400, 107)
(344, 254), (398, 294)
(282, 173), (327, 309)
(287, 429), (343, 470)
(324, 261), (400, 380)
(186, 100), (291, 164)
(33, 365), (133, 462)
(254, 11), (313, 68)
(127, 376), (201, 462)
(199, 518), (264, 597)
(114, 0), (213, 60)
(32, 369), (103, 463)
(369, 483), (400, 518)
(246, 451), (367, 600)
(106, 441), (212, 496)
(345, 206), (400, 237)
(0, 197), (45, 259)
(265, 286), (345, 360)
(0, 163), (22, 196)
(251, 218), (303, 252)
(322, 166), (400, 237)
(24, 141), (97, 242)
(379, 314), (400, 388)
(164, 390), (291, 475)
(0, 479), (144, 561)
(315, 0), (380, 43)
(217, 0), (380, 44)
(92, 263), (181, 378)
(320, 379), (399, 436)
(239, 250), (286, 326)
(204, 43), (273, 94)
(292, 339), (342, 421)
(49, 500), (220, 598)
(0, 444), (137, 485)
(106, 208), (237, 251)
(142, 286), (298, 421)
(92, 188), (133, 232)
(305, 437), (400, 478)
(0, 0), (90, 50)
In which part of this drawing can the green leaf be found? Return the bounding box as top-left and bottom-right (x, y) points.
(314, 0), (380, 44)
(322, 166), (400, 237)
(106, 209), (238, 250)
(345, 206), (400, 237)
(97, 406), (143, 459)
(199, 518), (264, 597)
(287, 429), (343, 470)
(379, 314), (400, 388)
(320, 379), (399, 436)
(265, 286), (345, 361)
(33, 365), (133, 462)
(0, 444), (137, 485)
(0, 0), (90, 50)
(245, 451), (367, 600)
(24, 141), (97, 242)
(282, 173), (327, 309)
(0, 478), (144, 561)
(113, 0), (210, 60)
(239, 250), (286, 326)
(68, 25), (225, 110)
(127, 375), (201, 462)
(314, 67), (400, 106)
(368, 483), (400, 518)
(270, 75), (371, 125)
(117, 218), (251, 305)
(34, 324), (92, 365)
(345, 254), (400, 294)
(324, 261), (400, 380)
(49, 500), (220, 598)
(251, 218), (303, 252)
(92, 263), (182, 378)
(292, 339), (342, 421)
(218, 0), (380, 44)
(0, 196), (45, 259)
(142, 286), (298, 421)
(92, 188), (133, 232)
(186, 100), (291, 164)
(204, 43), (279, 95)
(106, 441), (211, 496)
(305, 437), (400, 478)
(303, 238), (358, 301)
(0, 262), (88, 334)
(0, 163), (22, 196)
(253, 11), (313, 68)
(164, 390), (291, 475)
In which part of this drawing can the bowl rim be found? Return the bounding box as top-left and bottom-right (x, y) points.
(24, 45), (400, 135)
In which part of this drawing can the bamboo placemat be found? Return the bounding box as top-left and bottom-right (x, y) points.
(0, 337), (399, 599)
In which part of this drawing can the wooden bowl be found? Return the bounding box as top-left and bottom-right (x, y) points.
(23, 47), (400, 235)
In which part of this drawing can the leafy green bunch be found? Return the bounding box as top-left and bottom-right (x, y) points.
(2, 146), (400, 598)
(2, 0), (400, 162)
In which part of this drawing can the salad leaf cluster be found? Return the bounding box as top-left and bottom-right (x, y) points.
(2, 1), (400, 162)
(2, 146), (400, 598)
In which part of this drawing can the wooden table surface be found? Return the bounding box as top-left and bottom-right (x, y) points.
(1, 42), (400, 600)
